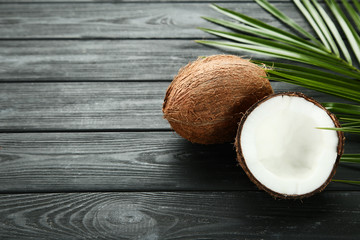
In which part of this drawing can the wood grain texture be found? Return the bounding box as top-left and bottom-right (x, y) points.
(0, 81), (348, 130)
(0, 132), (246, 192)
(0, 40), (303, 82)
(0, 81), (167, 130)
(0, 40), (225, 81)
(0, 131), (358, 193)
(0, 191), (359, 239)
(0, 0), (359, 239)
(0, 2), (310, 39)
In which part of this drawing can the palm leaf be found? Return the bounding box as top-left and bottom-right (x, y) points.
(319, 127), (360, 133)
(197, 28), (355, 72)
(262, 62), (360, 91)
(333, 179), (360, 185)
(294, 0), (331, 50)
(342, 0), (360, 31)
(322, 103), (360, 115)
(197, 0), (360, 181)
(341, 154), (360, 163)
(301, 0), (339, 55)
(325, 0), (360, 65)
(197, 39), (359, 78)
(354, 0), (360, 13)
(201, 17), (327, 55)
(311, 0), (352, 63)
(266, 70), (360, 102)
(255, 0), (323, 47)
(341, 122), (360, 127)
(209, 4), (324, 52)
(198, 0), (360, 120)
(340, 117), (360, 123)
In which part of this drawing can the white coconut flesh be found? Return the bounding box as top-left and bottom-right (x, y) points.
(240, 95), (339, 196)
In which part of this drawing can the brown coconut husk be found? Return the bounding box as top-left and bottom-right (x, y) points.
(235, 92), (345, 199)
(163, 55), (273, 144)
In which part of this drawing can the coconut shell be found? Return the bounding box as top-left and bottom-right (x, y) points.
(162, 55), (273, 144)
(235, 92), (345, 199)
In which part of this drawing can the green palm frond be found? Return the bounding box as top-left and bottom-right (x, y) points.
(326, 0), (360, 64)
(311, 0), (350, 61)
(197, 0), (360, 133)
(197, 0), (360, 184)
(332, 179), (360, 185)
(354, 0), (360, 13)
(341, 154), (360, 163)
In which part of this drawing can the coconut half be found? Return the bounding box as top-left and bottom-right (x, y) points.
(235, 92), (344, 199)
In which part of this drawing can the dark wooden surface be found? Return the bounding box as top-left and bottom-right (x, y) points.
(0, 2), (310, 39)
(0, 1), (359, 239)
(1, 192), (360, 240)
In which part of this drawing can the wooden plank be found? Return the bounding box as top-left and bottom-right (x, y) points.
(0, 39), (336, 82)
(0, 191), (359, 239)
(0, 81), (167, 130)
(0, 131), (358, 192)
(0, 132), (247, 192)
(0, 81), (347, 131)
(0, 2), (310, 39)
(0, 40), (225, 81)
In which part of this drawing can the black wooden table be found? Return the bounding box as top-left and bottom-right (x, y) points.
(0, 0), (360, 239)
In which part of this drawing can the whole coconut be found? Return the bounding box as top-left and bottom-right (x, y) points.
(162, 55), (273, 144)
